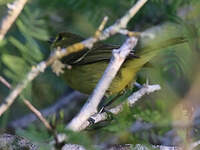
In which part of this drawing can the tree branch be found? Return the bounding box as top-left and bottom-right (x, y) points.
(78, 84), (161, 131)
(0, 0), (28, 41)
(0, 76), (11, 89)
(23, 99), (53, 131)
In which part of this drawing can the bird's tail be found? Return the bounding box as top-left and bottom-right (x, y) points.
(128, 36), (188, 69)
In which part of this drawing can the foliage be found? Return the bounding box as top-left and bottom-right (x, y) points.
(2, 7), (47, 81)
(64, 130), (94, 150)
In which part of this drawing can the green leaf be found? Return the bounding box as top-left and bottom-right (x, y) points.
(0, 40), (7, 48)
(2, 54), (28, 77)
(9, 36), (43, 64)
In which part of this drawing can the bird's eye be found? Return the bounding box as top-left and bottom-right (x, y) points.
(57, 34), (62, 42)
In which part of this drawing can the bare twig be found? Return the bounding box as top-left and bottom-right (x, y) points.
(0, 76), (11, 89)
(0, 62), (46, 116)
(77, 84), (161, 131)
(23, 99), (53, 131)
(190, 140), (200, 150)
(0, 75), (53, 131)
(95, 16), (108, 37)
(118, 29), (141, 37)
(0, 0), (148, 117)
(0, 0), (28, 41)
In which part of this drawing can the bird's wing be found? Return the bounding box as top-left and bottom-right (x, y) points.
(70, 43), (119, 65)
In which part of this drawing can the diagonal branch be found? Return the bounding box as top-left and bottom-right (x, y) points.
(23, 99), (53, 131)
(0, 75), (53, 131)
(0, 76), (11, 89)
(78, 84), (161, 131)
(0, 0), (28, 41)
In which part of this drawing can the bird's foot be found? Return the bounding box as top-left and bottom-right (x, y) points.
(88, 117), (95, 126)
(128, 51), (140, 59)
(98, 106), (114, 120)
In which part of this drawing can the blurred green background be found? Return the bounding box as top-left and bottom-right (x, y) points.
(0, 0), (200, 149)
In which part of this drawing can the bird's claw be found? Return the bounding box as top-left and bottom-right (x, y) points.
(88, 117), (95, 125)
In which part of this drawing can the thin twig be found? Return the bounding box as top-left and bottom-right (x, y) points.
(190, 139), (200, 150)
(0, 75), (53, 131)
(23, 99), (53, 131)
(95, 16), (108, 37)
(0, 63), (46, 116)
(0, 76), (11, 89)
(0, 0), (28, 41)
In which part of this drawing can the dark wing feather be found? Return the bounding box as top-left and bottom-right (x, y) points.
(71, 44), (119, 65)
(60, 36), (120, 65)
(54, 32), (135, 65)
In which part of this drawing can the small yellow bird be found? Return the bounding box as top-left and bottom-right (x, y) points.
(49, 32), (187, 96)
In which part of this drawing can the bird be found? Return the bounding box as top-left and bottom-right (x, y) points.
(49, 32), (187, 96)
